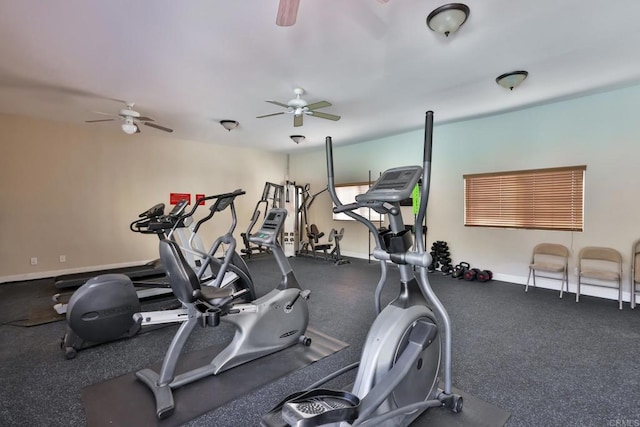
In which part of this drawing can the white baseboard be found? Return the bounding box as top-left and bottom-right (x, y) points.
(0, 260), (156, 284)
(341, 253), (631, 304)
(473, 273), (631, 303)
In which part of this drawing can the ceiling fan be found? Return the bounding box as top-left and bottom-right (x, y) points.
(257, 88), (341, 127)
(85, 102), (173, 134)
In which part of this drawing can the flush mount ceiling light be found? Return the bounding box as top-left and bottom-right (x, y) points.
(121, 117), (138, 134)
(290, 135), (305, 144)
(496, 71), (529, 90)
(220, 120), (239, 131)
(426, 3), (470, 37)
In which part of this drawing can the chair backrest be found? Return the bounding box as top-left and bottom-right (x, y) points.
(632, 239), (640, 282)
(533, 243), (569, 259)
(579, 246), (622, 264)
(159, 239), (201, 304)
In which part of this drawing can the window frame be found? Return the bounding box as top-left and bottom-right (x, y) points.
(333, 182), (384, 222)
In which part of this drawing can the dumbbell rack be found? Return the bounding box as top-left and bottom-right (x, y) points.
(428, 241), (453, 274)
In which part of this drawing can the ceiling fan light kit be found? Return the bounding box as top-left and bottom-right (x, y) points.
(220, 120), (239, 131)
(496, 71), (529, 90)
(427, 3), (470, 37)
(121, 118), (138, 134)
(290, 135), (305, 144)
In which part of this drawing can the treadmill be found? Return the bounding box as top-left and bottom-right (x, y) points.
(52, 201), (193, 314)
(53, 200), (190, 290)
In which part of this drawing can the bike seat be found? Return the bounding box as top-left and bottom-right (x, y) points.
(199, 286), (235, 305)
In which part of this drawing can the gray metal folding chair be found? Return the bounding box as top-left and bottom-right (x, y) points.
(577, 246), (623, 310)
(526, 243), (569, 298)
(631, 240), (640, 309)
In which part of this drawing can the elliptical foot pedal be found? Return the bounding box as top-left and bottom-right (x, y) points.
(281, 389), (360, 426)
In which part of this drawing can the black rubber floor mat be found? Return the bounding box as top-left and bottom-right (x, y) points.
(82, 328), (348, 427)
(414, 386), (511, 426)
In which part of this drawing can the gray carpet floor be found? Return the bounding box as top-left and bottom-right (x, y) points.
(1, 255), (639, 426)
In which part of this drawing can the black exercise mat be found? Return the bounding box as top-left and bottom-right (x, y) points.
(414, 386), (510, 426)
(82, 328), (348, 427)
(0, 278), (64, 326)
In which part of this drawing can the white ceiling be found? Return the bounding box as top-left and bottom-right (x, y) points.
(1, 0), (640, 153)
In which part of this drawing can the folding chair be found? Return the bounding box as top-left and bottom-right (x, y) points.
(525, 243), (569, 298)
(577, 246), (623, 310)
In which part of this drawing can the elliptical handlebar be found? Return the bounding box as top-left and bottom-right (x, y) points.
(414, 110), (433, 253)
(325, 137), (385, 244)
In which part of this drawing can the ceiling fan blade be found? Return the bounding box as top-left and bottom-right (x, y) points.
(310, 111), (341, 121)
(144, 122), (174, 133)
(266, 100), (290, 108)
(306, 101), (331, 110)
(93, 111), (119, 118)
(276, 0), (299, 26)
(294, 115), (303, 127)
(136, 126), (141, 133)
(85, 119), (115, 123)
(257, 112), (285, 118)
(137, 116), (154, 122)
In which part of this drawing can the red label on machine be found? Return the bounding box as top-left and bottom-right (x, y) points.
(195, 194), (205, 205)
(170, 193), (191, 205)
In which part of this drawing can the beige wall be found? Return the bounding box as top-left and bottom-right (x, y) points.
(0, 114), (286, 281)
(290, 84), (640, 303)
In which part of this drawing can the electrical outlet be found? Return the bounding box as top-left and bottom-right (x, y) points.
(30, 257), (38, 265)
(59, 255), (66, 263)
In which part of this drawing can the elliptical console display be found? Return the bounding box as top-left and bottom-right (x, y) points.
(359, 166), (422, 201)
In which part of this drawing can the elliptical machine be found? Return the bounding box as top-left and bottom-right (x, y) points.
(262, 111), (462, 426)
(60, 190), (255, 359)
(136, 205), (312, 419)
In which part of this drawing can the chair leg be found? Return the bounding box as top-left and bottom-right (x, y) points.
(619, 282), (622, 310)
(576, 276), (580, 303)
(559, 269), (565, 299)
(525, 269), (533, 292)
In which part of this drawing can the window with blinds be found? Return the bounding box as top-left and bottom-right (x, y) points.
(464, 165), (586, 231)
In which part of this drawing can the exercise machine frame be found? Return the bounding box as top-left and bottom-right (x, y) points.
(136, 205), (312, 419)
(262, 111), (462, 426)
